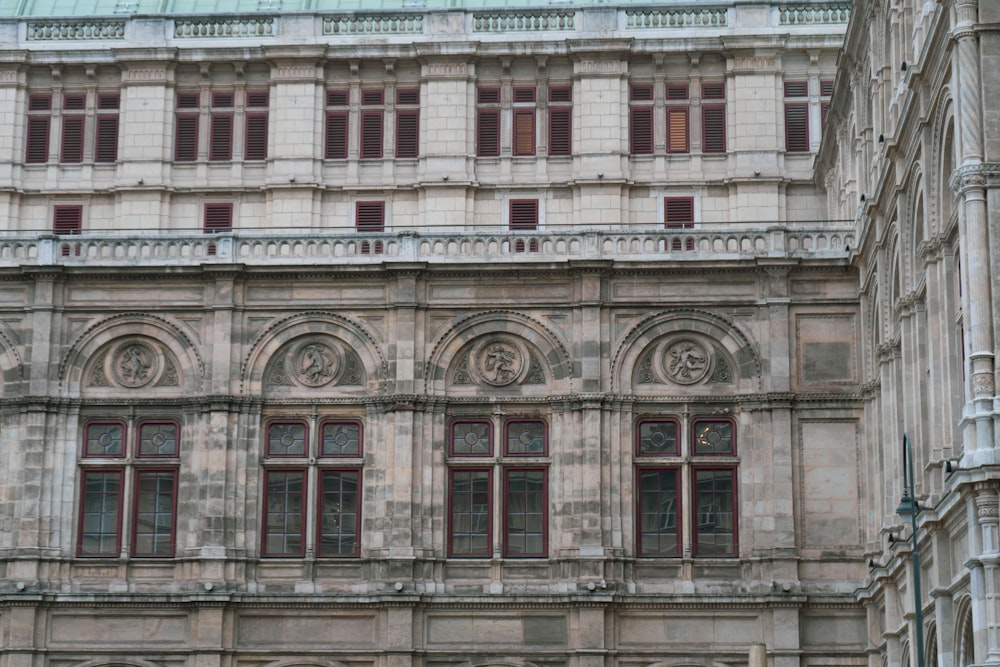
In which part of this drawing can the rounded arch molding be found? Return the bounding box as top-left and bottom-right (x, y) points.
(425, 310), (573, 393)
(241, 311), (388, 396)
(611, 309), (761, 394)
(0, 321), (24, 396)
(71, 659), (167, 667)
(59, 313), (205, 396)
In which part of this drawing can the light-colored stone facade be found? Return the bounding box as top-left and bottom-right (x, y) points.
(2, 1), (983, 666)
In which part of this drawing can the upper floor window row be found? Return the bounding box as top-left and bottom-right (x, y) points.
(629, 82), (726, 156)
(325, 87), (420, 160)
(175, 89), (269, 162)
(475, 83), (572, 158)
(25, 91), (119, 165)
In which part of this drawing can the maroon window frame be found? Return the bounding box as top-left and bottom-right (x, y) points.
(691, 418), (736, 455)
(692, 466), (737, 557)
(509, 199), (538, 231)
(78, 468), (124, 557)
(665, 197), (694, 229)
(512, 108), (536, 156)
(784, 103), (809, 152)
(60, 114), (84, 163)
(325, 111), (348, 159)
(477, 109), (500, 157)
(635, 418), (680, 456)
(320, 419), (363, 457)
(174, 92), (199, 162)
(266, 421), (308, 458)
(450, 420), (493, 456)
(244, 92), (268, 162)
(355, 201), (385, 232)
(25, 93), (51, 164)
(132, 468), (178, 557)
(209, 113), (233, 161)
(396, 109), (419, 158)
(784, 81), (808, 97)
(701, 105), (726, 154)
(360, 109), (384, 159)
(666, 84), (689, 100)
(203, 203), (233, 233)
(547, 84), (572, 156)
(666, 106), (689, 153)
(317, 467), (361, 557)
(503, 467), (547, 557)
(53, 205), (83, 236)
(504, 419), (547, 456)
(95, 113), (119, 163)
(630, 106), (653, 155)
(136, 420), (180, 458)
(83, 420), (125, 458)
(636, 466), (680, 557)
(448, 467), (492, 557)
(262, 468), (307, 557)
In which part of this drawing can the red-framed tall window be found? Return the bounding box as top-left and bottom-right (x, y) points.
(634, 417), (737, 558)
(512, 86), (536, 157)
(665, 84), (689, 154)
(701, 82), (726, 154)
(261, 418), (363, 558)
(244, 90), (269, 161)
(325, 89), (349, 159)
(203, 203), (233, 233)
(360, 89), (384, 159)
(395, 88), (419, 159)
(25, 94), (52, 163)
(448, 418), (548, 558)
(209, 91), (234, 161)
(629, 84), (654, 155)
(476, 86), (501, 157)
(784, 80), (810, 153)
(547, 84), (572, 157)
(60, 93), (86, 163)
(174, 91), (200, 162)
(77, 420), (181, 558)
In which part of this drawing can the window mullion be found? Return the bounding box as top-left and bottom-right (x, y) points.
(680, 410), (692, 558)
(493, 414), (503, 558)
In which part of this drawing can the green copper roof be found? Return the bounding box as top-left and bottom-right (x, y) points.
(0, 0), (644, 16)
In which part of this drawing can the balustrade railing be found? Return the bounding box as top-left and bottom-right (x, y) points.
(778, 4), (850, 25)
(323, 14), (424, 35)
(27, 20), (125, 40)
(3, 226), (852, 269)
(173, 17), (275, 38)
(625, 8), (728, 29)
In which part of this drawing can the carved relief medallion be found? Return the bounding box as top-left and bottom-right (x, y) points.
(295, 342), (338, 387)
(469, 337), (529, 387)
(111, 340), (160, 388)
(663, 338), (711, 385)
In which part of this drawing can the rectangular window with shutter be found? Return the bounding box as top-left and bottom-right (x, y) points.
(203, 203), (233, 233)
(244, 90), (269, 161)
(547, 85), (571, 157)
(95, 93), (120, 163)
(325, 90), (349, 159)
(630, 84), (654, 155)
(666, 107), (689, 153)
(512, 86), (536, 157)
(53, 205), (83, 235)
(701, 83), (726, 154)
(477, 87), (501, 157)
(25, 94), (53, 164)
(396, 88), (419, 159)
(355, 201), (385, 233)
(175, 92), (199, 162)
(784, 103), (809, 153)
(209, 92), (233, 162)
(360, 90), (384, 159)
(509, 199), (539, 231)
(60, 93), (86, 163)
(820, 80), (833, 133)
(665, 197), (694, 229)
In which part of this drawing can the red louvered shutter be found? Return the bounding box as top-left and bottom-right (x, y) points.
(325, 111), (348, 159)
(95, 115), (119, 162)
(820, 80), (834, 97)
(477, 109), (500, 157)
(666, 84), (688, 100)
(53, 205), (83, 234)
(327, 90), (348, 106)
(209, 113), (233, 161)
(630, 106), (653, 155)
(702, 105), (726, 154)
(355, 201), (385, 232)
(360, 110), (383, 159)
(665, 197), (694, 228)
(25, 94), (52, 164)
(477, 87), (500, 104)
(784, 81), (808, 97)
(509, 199), (538, 230)
(666, 107), (689, 153)
(702, 83), (725, 100)
(396, 109), (418, 158)
(513, 108), (535, 156)
(513, 86), (536, 103)
(245, 113), (268, 161)
(548, 85), (571, 103)
(361, 90), (384, 106)
(397, 88), (419, 105)
(203, 203), (233, 233)
(60, 115), (84, 163)
(175, 115), (198, 162)
(246, 91), (269, 108)
(548, 107), (571, 156)
(784, 103), (810, 152)
(630, 85), (653, 102)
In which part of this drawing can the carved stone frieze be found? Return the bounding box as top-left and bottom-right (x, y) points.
(265, 336), (364, 390)
(469, 336), (528, 387)
(111, 340), (159, 388)
(663, 338), (711, 385)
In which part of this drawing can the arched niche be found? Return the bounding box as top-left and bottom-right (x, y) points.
(61, 314), (204, 398)
(612, 310), (760, 394)
(426, 310), (573, 396)
(242, 312), (387, 397)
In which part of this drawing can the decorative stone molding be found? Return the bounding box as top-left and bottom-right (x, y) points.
(468, 337), (528, 387)
(173, 17), (274, 38)
(625, 8), (727, 29)
(472, 11), (574, 33)
(27, 20), (126, 40)
(265, 336), (363, 390)
(323, 14), (423, 35)
(88, 337), (179, 390)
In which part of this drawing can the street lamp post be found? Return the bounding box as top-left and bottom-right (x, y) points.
(897, 432), (926, 667)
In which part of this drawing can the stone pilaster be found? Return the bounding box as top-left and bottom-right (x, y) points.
(974, 485), (1000, 663)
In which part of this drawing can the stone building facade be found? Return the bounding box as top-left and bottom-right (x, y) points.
(1, 0), (986, 666)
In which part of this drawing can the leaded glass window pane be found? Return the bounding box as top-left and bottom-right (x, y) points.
(505, 420), (546, 455)
(138, 421), (179, 457)
(451, 421), (492, 456)
(267, 422), (307, 457)
(84, 421), (125, 457)
(321, 421), (361, 457)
